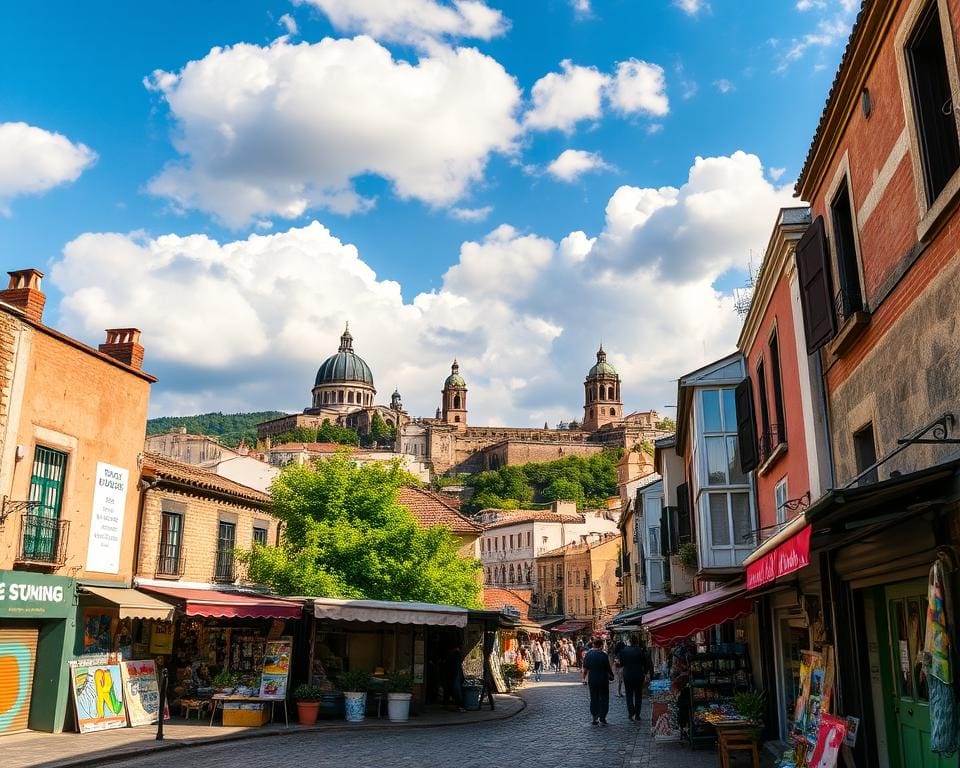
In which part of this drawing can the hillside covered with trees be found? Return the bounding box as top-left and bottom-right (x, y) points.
(146, 411), (286, 447)
(462, 449), (622, 515)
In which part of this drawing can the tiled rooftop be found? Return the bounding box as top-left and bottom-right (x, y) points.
(397, 486), (481, 535)
(142, 451), (270, 504)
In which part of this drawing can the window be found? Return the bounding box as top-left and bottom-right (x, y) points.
(906, 1), (960, 205)
(253, 525), (268, 546)
(215, 520), (236, 581)
(509, 535), (514, 549)
(648, 525), (661, 555)
(756, 360), (772, 458)
(610, 408), (616, 416)
(830, 179), (864, 322)
(24, 446), (68, 562)
(775, 479), (789, 525)
(576, 597), (581, 614)
(493, 537), (498, 551)
(501, 535), (506, 550)
(853, 423), (879, 486)
(158, 511), (183, 575)
(768, 330), (787, 445)
(702, 491), (754, 567)
(526, 532), (531, 547)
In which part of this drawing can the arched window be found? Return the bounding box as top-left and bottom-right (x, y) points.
(500, 566), (506, 583)
(607, 385), (614, 399)
(454, 415), (460, 423)
(348, 391), (354, 403)
(509, 564), (515, 583)
(546, 595), (553, 613)
(338, 391), (344, 403)
(385, 418), (394, 427)
(486, 568), (491, 583)
(610, 407), (616, 416)
(525, 565), (532, 584)
(453, 394), (461, 409)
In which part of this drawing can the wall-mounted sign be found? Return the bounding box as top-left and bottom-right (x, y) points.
(86, 462), (129, 574)
(0, 570), (74, 618)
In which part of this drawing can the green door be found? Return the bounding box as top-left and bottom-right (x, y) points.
(884, 580), (954, 768)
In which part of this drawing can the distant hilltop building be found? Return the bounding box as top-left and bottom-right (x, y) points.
(256, 324), (410, 442)
(255, 326), (671, 476)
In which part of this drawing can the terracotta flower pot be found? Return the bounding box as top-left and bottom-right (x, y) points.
(297, 701), (321, 725)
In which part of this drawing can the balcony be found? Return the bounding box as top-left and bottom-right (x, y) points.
(155, 544), (185, 579)
(758, 423), (787, 474)
(15, 513), (69, 567)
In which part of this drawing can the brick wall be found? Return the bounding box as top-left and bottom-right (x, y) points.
(137, 486), (278, 585)
(0, 309), (22, 470)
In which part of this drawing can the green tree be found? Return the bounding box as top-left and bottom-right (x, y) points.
(655, 416), (676, 431)
(271, 421), (359, 447)
(240, 455), (481, 607)
(361, 412), (396, 448)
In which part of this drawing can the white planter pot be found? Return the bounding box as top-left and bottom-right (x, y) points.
(387, 692), (412, 722)
(344, 691), (367, 722)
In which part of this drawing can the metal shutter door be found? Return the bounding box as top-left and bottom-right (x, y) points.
(0, 626), (39, 735)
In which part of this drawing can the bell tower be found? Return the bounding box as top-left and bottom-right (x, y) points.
(583, 344), (622, 432)
(441, 360), (468, 431)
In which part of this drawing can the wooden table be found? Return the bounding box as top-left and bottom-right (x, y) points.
(209, 694), (288, 727)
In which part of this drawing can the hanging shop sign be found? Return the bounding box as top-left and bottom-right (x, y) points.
(0, 570), (74, 619)
(746, 524), (812, 590)
(86, 462), (130, 574)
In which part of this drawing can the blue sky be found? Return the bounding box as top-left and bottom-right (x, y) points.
(0, 1), (857, 425)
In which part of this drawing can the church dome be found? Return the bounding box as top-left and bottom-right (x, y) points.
(587, 345), (618, 378)
(444, 360), (466, 389)
(315, 324), (375, 387)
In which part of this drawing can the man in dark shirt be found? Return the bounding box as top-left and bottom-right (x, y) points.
(581, 638), (614, 725)
(616, 637), (653, 722)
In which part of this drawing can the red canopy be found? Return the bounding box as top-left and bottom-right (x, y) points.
(642, 583), (752, 647)
(140, 586), (304, 619)
(551, 620), (590, 634)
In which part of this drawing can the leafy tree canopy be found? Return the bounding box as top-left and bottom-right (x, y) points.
(655, 416), (676, 431)
(241, 455), (481, 607)
(463, 449), (621, 515)
(146, 411), (286, 447)
(271, 421), (359, 447)
(359, 412), (396, 448)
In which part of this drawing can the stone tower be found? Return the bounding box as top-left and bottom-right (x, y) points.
(582, 344), (622, 432)
(441, 360), (468, 431)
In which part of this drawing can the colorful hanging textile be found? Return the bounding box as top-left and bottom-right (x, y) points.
(924, 557), (958, 755)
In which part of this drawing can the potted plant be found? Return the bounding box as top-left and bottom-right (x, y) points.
(500, 662), (522, 690)
(212, 670), (237, 695)
(293, 684), (324, 726)
(678, 542), (698, 569)
(337, 669), (371, 723)
(384, 671), (414, 722)
(733, 690), (766, 739)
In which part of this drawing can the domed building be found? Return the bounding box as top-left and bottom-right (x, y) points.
(309, 324), (377, 413)
(582, 344), (622, 431)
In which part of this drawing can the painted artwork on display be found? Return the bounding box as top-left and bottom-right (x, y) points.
(82, 609), (115, 654)
(120, 660), (168, 726)
(70, 661), (127, 733)
(258, 638), (292, 700)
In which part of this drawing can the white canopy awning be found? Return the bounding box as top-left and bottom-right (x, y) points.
(82, 586), (176, 621)
(312, 597), (468, 627)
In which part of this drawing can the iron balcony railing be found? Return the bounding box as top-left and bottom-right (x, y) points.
(155, 542), (185, 578)
(759, 423), (786, 465)
(16, 513), (69, 566)
(213, 550), (235, 583)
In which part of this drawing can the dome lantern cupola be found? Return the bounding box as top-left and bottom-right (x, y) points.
(309, 322), (376, 412)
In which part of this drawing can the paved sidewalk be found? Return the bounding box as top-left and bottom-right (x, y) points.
(3, 694), (525, 768)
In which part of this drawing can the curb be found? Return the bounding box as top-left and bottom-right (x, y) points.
(34, 696), (527, 768)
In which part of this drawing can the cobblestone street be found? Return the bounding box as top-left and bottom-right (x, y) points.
(106, 675), (729, 768)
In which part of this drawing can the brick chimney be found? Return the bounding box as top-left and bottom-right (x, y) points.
(99, 328), (144, 370)
(0, 269), (46, 323)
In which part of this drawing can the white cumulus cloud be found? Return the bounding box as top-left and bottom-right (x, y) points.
(48, 151), (796, 427)
(278, 13), (298, 35)
(675, 0), (708, 16)
(145, 37), (522, 227)
(546, 149), (612, 182)
(0, 122), (97, 214)
(607, 59), (669, 116)
(295, 0), (507, 46)
(449, 205), (493, 222)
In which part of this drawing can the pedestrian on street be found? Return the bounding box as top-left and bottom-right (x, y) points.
(581, 637), (614, 725)
(616, 636), (653, 722)
(550, 642), (561, 673)
(566, 640), (576, 672)
(531, 638), (545, 681)
(611, 639), (625, 697)
(443, 645), (465, 712)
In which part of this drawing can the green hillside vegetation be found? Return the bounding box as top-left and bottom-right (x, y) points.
(270, 422), (360, 447)
(146, 411), (286, 447)
(462, 449), (622, 515)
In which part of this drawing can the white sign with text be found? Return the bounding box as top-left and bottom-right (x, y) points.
(85, 462), (129, 573)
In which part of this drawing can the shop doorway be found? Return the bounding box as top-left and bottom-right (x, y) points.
(878, 579), (952, 768)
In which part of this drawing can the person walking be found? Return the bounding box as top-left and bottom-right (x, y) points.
(531, 638), (545, 681)
(617, 636), (653, 722)
(611, 639), (625, 697)
(550, 641), (561, 674)
(581, 638), (614, 725)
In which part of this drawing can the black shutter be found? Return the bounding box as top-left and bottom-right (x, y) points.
(796, 215), (837, 353)
(676, 483), (691, 546)
(659, 505), (671, 557)
(735, 377), (760, 473)
(668, 506), (680, 556)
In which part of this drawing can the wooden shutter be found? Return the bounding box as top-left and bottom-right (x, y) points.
(795, 216), (837, 353)
(0, 626), (39, 735)
(735, 377), (760, 473)
(676, 484), (692, 546)
(659, 505), (671, 557)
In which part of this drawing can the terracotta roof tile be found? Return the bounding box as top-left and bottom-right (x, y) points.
(397, 486), (481, 535)
(142, 452), (270, 504)
(482, 587), (534, 620)
(537, 532), (620, 558)
(481, 511), (586, 530)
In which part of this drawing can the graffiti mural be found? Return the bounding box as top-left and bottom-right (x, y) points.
(0, 641), (34, 734)
(70, 661), (127, 733)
